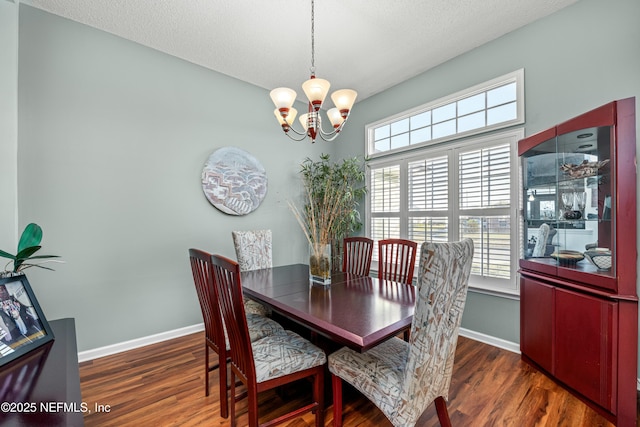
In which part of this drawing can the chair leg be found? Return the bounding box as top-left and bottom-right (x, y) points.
(219, 352), (228, 419)
(230, 371), (237, 427)
(434, 396), (452, 427)
(247, 383), (259, 427)
(314, 368), (325, 427)
(331, 374), (343, 427)
(204, 344), (210, 397)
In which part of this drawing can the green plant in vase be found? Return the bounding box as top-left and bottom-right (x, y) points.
(289, 154), (366, 284)
(0, 223), (61, 276)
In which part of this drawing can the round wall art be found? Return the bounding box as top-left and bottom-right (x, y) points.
(201, 147), (268, 215)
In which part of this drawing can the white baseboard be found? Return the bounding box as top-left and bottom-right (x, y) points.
(458, 327), (520, 354)
(77, 323), (204, 363)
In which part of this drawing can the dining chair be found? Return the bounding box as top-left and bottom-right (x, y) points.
(342, 236), (374, 276)
(329, 238), (474, 427)
(232, 229), (273, 316)
(211, 254), (326, 427)
(188, 249), (287, 418)
(378, 238), (418, 285)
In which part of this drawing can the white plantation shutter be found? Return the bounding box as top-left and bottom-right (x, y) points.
(459, 144), (512, 280)
(408, 156), (448, 211)
(367, 131), (520, 294)
(371, 166), (400, 213)
(370, 165), (401, 262)
(408, 156), (449, 257)
(459, 144), (511, 209)
(460, 216), (511, 279)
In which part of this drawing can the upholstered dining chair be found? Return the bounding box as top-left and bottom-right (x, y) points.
(378, 238), (418, 285)
(232, 229), (272, 316)
(329, 238), (474, 427)
(342, 237), (374, 276)
(211, 254), (326, 427)
(188, 249), (287, 418)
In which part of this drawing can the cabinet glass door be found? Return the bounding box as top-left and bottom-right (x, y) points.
(521, 125), (614, 288)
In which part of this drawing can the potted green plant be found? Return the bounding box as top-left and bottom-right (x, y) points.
(289, 154), (366, 284)
(0, 223), (61, 277)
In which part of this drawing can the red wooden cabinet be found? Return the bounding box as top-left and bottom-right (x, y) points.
(519, 98), (637, 426)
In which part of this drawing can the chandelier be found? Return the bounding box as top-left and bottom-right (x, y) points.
(269, 0), (357, 143)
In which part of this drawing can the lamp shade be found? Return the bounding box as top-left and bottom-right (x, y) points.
(299, 113), (310, 131)
(327, 108), (344, 128)
(331, 89), (357, 113)
(274, 108), (297, 126)
(270, 87), (297, 111)
(302, 78), (330, 109)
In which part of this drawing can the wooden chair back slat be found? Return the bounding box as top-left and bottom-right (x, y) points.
(378, 239), (418, 285)
(342, 237), (374, 276)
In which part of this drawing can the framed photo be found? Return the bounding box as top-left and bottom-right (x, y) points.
(0, 275), (54, 368)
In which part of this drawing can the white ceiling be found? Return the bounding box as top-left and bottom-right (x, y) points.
(21, 0), (578, 103)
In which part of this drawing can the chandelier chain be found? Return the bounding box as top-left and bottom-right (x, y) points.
(310, 0), (315, 74)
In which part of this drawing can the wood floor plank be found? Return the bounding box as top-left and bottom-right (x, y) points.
(79, 332), (636, 426)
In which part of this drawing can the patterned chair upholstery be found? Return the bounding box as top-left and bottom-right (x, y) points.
(329, 238), (474, 427)
(188, 249), (286, 418)
(232, 229), (273, 270)
(211, 254), (326, 427)
(232, 229), (272, 316)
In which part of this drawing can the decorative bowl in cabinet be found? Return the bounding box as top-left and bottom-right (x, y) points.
(584, 250), (612, 271)
(550, 250), (585, 266)
(563, 210), (582, 220)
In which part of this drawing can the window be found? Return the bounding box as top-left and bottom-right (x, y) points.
(367, 130), (522, 294)
(366, 71), (524, 294)
(367, 69), (524, 158)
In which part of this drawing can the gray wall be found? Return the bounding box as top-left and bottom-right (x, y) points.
(336, 0), (640, 346)
(0, 1), (18, 252)
(17, 5), (331, 351)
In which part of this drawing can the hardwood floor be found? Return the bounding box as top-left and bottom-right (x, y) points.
(79, 331), (637, 426)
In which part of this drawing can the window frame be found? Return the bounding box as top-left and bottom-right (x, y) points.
(366, 69), (525, 159)
(366, 128), (523, 296)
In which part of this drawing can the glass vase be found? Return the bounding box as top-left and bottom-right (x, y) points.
(309, 243), (331, 286)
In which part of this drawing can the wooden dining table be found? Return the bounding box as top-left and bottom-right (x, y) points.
(241, 264), (415, 352)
